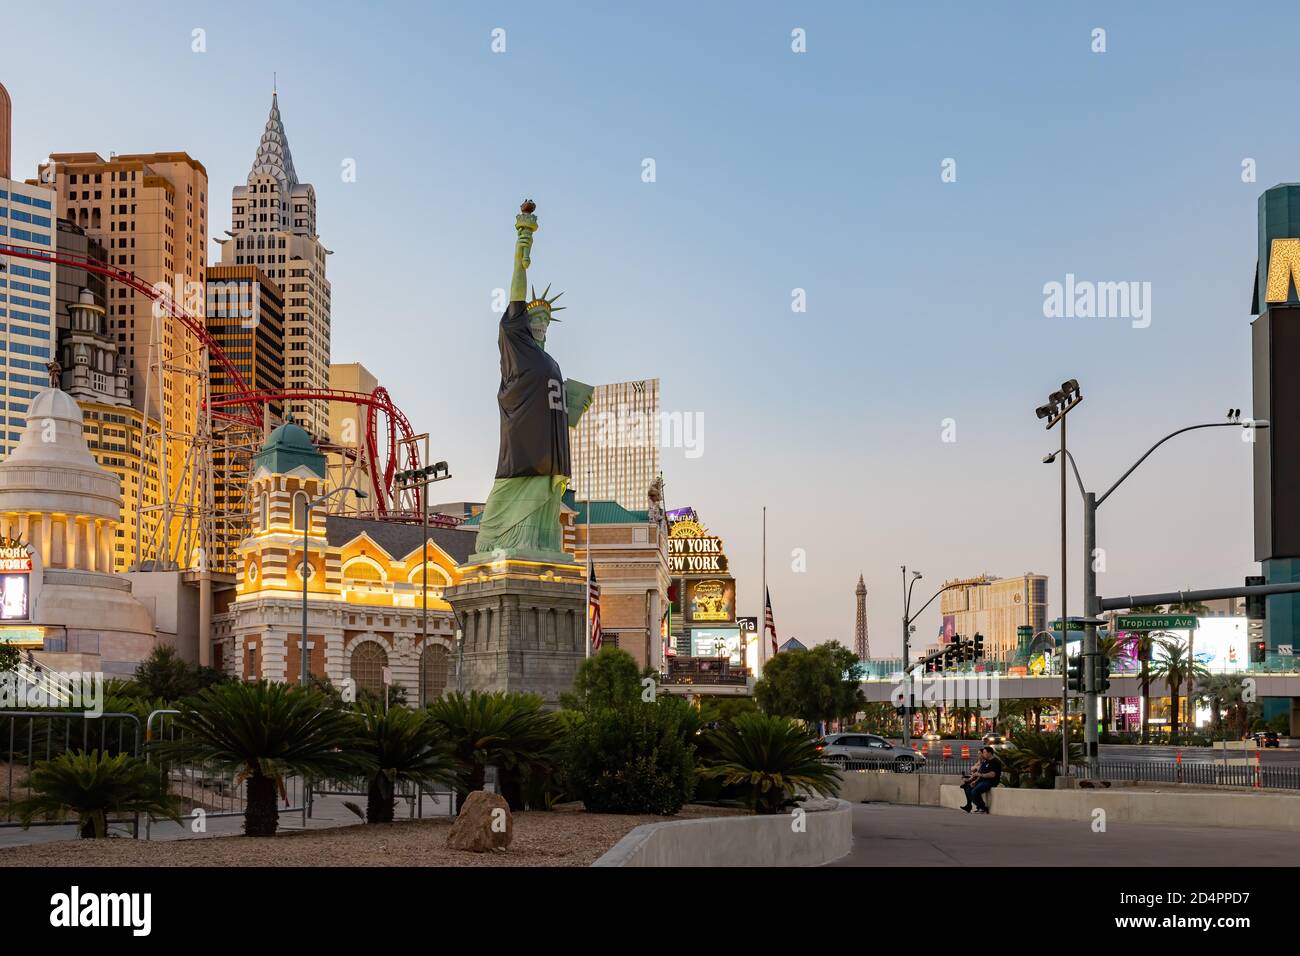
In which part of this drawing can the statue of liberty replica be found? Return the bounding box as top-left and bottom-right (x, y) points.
(445, 200), (594, 705)
(473, 199), (593, 560)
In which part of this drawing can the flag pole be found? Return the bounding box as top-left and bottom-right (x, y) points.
(761, 505), (767, 671)
(585, 460), (592, 659)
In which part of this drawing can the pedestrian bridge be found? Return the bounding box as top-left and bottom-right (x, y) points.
(858, 673), (1300, 703)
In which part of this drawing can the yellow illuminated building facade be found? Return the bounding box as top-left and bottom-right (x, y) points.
(212, 422), (477, 705)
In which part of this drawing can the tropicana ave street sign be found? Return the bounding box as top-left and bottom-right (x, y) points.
(1115, 614), (1198, 631)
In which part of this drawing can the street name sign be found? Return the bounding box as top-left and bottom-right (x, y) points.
(1115, 614), (1198, 631)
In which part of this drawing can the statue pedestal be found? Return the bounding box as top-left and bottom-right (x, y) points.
(444, 557), (587, 707)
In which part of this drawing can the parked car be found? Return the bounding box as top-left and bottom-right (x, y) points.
(981, 732), (1009, 750)
(1251, 731), (1281, 748)
(817, 733), (927, 773)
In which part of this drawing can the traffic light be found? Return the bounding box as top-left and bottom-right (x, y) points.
(1252, 639), (1267, 664)
(1095, 655), (1111, 692)
(973, 632), (984, 660)
(1246, 575), (1266, 621)
(1067, 654), (1085, 692)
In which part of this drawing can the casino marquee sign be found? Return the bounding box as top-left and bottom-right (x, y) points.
(667, 517), (729, 575)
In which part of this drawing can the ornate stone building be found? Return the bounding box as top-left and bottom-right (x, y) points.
(0, 386), (155, 673)
(58, 289), (130, 405)
(212, 423), (476, 704)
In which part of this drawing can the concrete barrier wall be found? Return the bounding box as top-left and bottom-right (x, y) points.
(937, 784), (1300, 831)
(593, 800), (853, 867)
(839, 772), (966, 806)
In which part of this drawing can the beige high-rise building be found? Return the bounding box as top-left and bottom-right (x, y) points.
(327, 362), (378, 504)
(939, 572), (1048, 662)
(571, 379), (661, 512)
(217, 93), (332, 439)
(37, 151), (208, 569)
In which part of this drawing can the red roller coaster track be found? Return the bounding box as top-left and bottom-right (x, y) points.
(0, 243), (422, 516)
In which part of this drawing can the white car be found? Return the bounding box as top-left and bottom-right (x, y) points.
(817, 733), (927, 773)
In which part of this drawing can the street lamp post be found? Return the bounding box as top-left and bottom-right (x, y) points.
(900, 571), (982, 748)
(394, 446), (452, 703)
(1036, 380), (1083, 775)
(301, 486), (369, 689)
(1044, 409), (1268, 772)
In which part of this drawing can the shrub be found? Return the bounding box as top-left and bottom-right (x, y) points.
(150, 681), (369, 836)
(13, 750), (181, 838)
(352, 703), (460, 823)
(564, 701), (697, 815)
(701, 712), (841, 814)
(426, 691), (559, 811)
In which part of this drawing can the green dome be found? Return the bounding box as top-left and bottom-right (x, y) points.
(263, 422), (316, 453)
(253, 421), (326, 478)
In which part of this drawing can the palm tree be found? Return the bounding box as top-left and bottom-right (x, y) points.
(426, 691), (559, 811)
(151, 681), (369, 837)
(13, 751), (181, 838)
(1195, 673), (1248, 741)
(1134, 633), (1159, 744)
(353, 703), (462, 823)
(1148, 637), (1210, 745)
(702, 712), (842, 814)
(1096, 634), (1126, 731)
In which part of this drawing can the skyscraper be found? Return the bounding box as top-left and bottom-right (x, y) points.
(217, 93), (332, 439)
(37, 150), (209, 569)
(0, 82), (57, 460)
(570, 378), (661, 511)
(855, 573), (869, 659)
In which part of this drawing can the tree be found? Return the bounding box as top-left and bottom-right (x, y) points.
(563, 700), (697, 815)
(1135, 633), (1158, 744)
(352, 703), (461, 823)
(701, 712), (841, 814)
(1197, 673), (1250, 740)
(1149, 637), (1210, 745)
(1096, 634), (1126, 730)
(754, 641), (865, 727)
(150, 681), (369, 836)
(134, 645), (196, 701)
(999, 730), (1082, 788)
(561, 646), (643, 711)
(0, 643), (19, 673)
(425, 691), (559, 811)
(13, 751), (181, 838)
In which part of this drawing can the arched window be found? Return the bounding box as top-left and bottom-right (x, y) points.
(256, 494), (268, 532)
(292, 491), (309, 532)
(343, 559), (382, 583)
(420, 644), (450, 706)
(349, 641), (388, 700)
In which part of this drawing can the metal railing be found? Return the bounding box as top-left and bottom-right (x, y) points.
(831, 752), (1300, 790)
(3, 711), (143, 834)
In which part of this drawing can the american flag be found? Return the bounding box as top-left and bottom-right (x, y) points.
(765, 587), (778, 656)
(589, 565), (603, 652)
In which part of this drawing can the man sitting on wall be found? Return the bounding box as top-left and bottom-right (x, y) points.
(959, 745), (1002, 814)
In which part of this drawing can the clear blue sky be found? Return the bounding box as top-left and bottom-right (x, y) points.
(4, 1), (1294, 654)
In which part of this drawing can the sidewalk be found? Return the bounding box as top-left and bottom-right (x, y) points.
(830, 802), (1300, 866)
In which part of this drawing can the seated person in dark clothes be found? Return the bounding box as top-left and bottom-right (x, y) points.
(960, 746), (1002, 814)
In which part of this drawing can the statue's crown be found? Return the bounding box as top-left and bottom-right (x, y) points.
(526, 284), (565, 321)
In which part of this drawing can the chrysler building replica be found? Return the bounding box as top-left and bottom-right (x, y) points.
(217, 92), (332, 438)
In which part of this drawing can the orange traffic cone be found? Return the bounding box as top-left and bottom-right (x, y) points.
(960, 744), (971, 759)
(1255, 751), (1262, 789)
(942, 744), (952, 758)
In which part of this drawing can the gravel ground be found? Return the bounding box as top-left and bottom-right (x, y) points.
(0, 805), (741, 867)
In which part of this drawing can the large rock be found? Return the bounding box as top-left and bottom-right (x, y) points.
(447, 791), (514, 853)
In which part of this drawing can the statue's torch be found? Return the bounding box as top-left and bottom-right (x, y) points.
(516, 198), (538, 269)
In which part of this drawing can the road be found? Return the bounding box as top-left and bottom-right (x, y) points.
(898, 739), (1300, 765)
(829, 803), (1300, 866)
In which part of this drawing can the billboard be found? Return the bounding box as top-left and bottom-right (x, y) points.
(0, 539), (32, 622)
(692, 627), (743, 664)
(686, 578), (736, 624)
